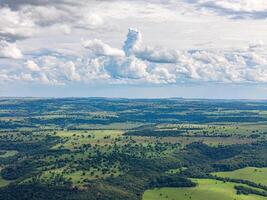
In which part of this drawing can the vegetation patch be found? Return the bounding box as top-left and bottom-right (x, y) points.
(142, 179), (267, 200)
(213, 167), (267, 186)
(0, 150), (18, 158)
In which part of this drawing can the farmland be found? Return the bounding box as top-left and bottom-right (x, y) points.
(0, 98), (266, 199)
(143, 179), (267, 200)
(213, 167), (267, 186)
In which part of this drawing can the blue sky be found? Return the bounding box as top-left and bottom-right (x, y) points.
(1, 0), (267, 98)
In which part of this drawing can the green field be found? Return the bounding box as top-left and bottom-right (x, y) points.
(0, 177), (9, 188)
(0, 98), (267, 199)
(0, 150), (18, 158)
(37, 166), (121, 188)
(213, 167), (267, 186)
(142, 179), (267, 200)
(53, 130), (124, 149)
(0, 168), (10, 188)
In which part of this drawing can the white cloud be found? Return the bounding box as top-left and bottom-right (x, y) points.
(123, 28), (142, 56)
(82, 39), (124, 57)
(1, 0), (267, 88)
(0, 2), (105, 42)
(77, 13), (104, 27)
(105, 56), (149, 80)
(38, 73), (51, 85)
(20, 73), (34, 81)
(149, 67), (176, 84)
(121, 29), (180, 64)
(190, 0), (267, 19)
(21, 5), (68, 26)
(61, 61), (80, 81)
(0, 40), (22, 59)
(1, 0), (267, 101)
(135, 47), (180, 64)
(0, 7), (36, 40)
(202, 0), (267, 12)
(25, 60), (40, 71)
(2, 28), (267, 86)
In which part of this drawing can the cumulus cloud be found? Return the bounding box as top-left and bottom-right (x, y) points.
(1, 28), (267, 86)
(135, 47), (180, 64)
(0, 40), (22, 59)
(80, 29), (180, 84)
(0, 1), (105, 42)
(86, 29), (267, 84)
(82, 39), (124, 57)
(121, 29), (179, 64)
(1, 0), (267, 89)
(25, 60), (40, 71)
(83, 29), (267, 84)
(61, 61), (81, 82)
(33, 56), (81, 84)
(0, 7), (36, 40)
(123, 28), (142, 56)
(104, 56), (149, 80)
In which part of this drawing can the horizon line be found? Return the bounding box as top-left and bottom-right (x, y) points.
(0, 96), (267, 101)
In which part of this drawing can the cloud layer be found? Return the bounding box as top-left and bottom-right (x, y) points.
(1, 29), (267, 86)
(190, 0), (267, 19)
(0, 40), (22, 59)
(1, 0), (267, 89)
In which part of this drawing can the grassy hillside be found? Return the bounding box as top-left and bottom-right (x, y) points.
(143, 179), (267, 200)
(213, 167), (267, 186)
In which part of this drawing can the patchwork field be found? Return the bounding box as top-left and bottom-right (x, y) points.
(0, 98), (267, 199)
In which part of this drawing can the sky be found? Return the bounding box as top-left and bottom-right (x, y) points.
(1, 0), (267, 98)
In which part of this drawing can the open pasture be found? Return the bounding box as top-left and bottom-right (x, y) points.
(0, 150), (18, 158)
(213, 167), (267, 186)
(142, 179), (267, 200)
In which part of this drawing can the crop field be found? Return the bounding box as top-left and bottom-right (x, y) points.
(0, 98), (267, 200)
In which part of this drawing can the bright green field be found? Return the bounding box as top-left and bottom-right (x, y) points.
(0, 168), (10, 187)
(0, 150), (18, 158)
(0, 176), (9, 188)
(142, 179), (267, 200)
(213, 167), (267, 186)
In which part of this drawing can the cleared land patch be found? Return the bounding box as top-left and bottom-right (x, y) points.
(0, 168), (10, 187)
(0, 150), (18, 158)
(213, 167), (267, 186)
(142, 179), (267, 200)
